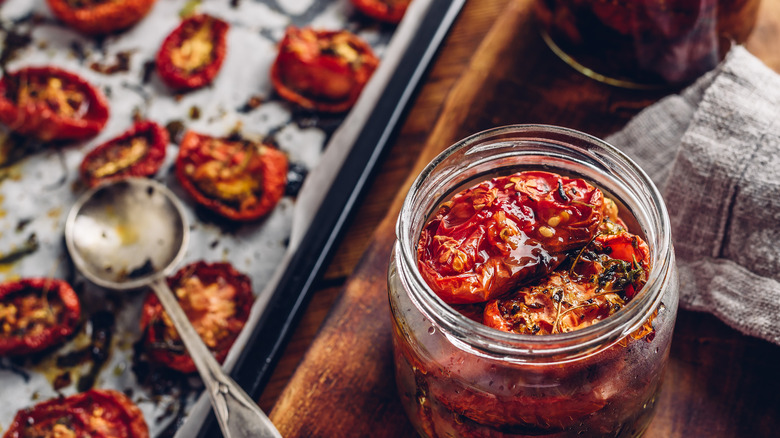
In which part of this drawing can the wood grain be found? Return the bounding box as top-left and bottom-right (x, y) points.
(265, 0), (780, 436)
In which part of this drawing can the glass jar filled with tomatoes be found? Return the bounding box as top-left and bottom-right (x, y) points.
(534, 0), (760, 87)
(388, 125), (679, 437)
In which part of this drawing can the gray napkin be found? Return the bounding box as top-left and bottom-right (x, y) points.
(607, 46), (780, 346)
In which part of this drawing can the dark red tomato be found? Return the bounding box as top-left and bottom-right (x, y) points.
(3, 389), (149, 438)
(156, 14), (229, 91)
(139, 261), (254, 373)
(591, 0), (705, 38)
(174, 131), (288, 221)
(271, 27), (379, 113)
(46, 0), (158, 35)
(352, 0), (411, 23)
(0, 278), (80, 356)
(0, 67), (109, 142)
(80, 120), (168, 187)
(430, 379), (608, 434)
(483, 230), (650, 335)
(417, 171), (604, 304)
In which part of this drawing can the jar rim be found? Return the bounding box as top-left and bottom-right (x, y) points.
(395, 124), (674, 360)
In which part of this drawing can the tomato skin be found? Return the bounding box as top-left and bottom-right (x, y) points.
(46, 0), (157, 35)
(352, 0), (411, 23)
(483, 229), (651, 335)
(156, 14), (229, 91)
(139, 261), (254, 374)
(271, 27), (379, 113)
(175, 131), (288, 221)
(80, 120), (168, 187)
(0, 278), (80, 357)
(0, 67), (109, 142)
(417, 171), (604, 304)
(4, 389), (149, 438)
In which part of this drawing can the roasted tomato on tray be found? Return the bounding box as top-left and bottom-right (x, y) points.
(139, 261), (254, 374)
(46, 0), (158, 35)
(0, 66), (109, 142)
(417, 171), (605, 304)
(271, 27), (379, 113)
(0, 278), (80, 357)
(80, 120), (168, 187)
(175, 131), (288, 221)
(3, 389), (149, 438)
(352, 0), (412, 23)
(156, 14), (229, 91)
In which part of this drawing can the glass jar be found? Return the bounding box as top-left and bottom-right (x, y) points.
(388, 125), (679, 437)
(533, 0), (760, 87)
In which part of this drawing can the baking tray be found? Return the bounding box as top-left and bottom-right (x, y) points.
(0, 0), (464, 436)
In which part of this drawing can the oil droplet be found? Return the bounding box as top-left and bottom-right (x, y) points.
(427, 326), (436, 335)
(658, 302), (666, 313)
(654, 347), (659, 354)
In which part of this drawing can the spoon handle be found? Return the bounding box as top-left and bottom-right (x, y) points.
(151, 279), (282, 438)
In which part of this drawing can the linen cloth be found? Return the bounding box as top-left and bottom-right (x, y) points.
(607, 46), (780, 346)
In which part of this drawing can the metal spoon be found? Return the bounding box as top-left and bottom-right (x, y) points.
(64, 178), (281, 438)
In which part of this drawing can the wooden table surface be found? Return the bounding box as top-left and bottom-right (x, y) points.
(256, 0), (780, 436)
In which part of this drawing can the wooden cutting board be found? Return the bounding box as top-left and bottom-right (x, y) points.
(269, 0), (780, 436)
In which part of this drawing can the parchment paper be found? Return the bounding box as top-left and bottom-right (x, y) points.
(0, 0), (395, 435)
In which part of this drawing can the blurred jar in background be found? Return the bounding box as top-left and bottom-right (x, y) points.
(534, 0), (760, 87)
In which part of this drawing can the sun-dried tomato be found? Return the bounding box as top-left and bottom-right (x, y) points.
(0, 66), (109, 142)
(46, 0), (158, 35)
(174, 131), (288, 221)
(271, 27), (379, 113)
(139, 261), (254, 374)
(80, 120), (168, 187)
(156, 14), (229, 91)
(483, 228), (650, 335)
(3, 389), (149, 438)
(591, 0), (705, 38)
(417, 171), (605, 304)
(0, 278), (80, 357)
(351, 0), (411, 23)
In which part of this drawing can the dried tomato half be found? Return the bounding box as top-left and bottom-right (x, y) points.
(156, 14), (229, 91)
(80, 120), (168, 187)
(483, 230), (650, 335)
(175, 131), (288, 221)
(352, 0), (411, 23)
(417, 171), (605, 304)
(139, 261), (254, 374)
(271, 27), (379, 113)
(4, 389), (149, 438)
(0, 66), (109, 142)
(46, 0), (158, 35)
(0, 278), (80, 357)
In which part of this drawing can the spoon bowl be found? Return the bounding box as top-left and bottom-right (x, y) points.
(65, 178), (188, 290)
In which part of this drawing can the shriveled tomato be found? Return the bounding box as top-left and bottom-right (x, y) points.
(46, 0), (158, 35)
(417, 171), (604, 304)
(271, 27), (379, 113)
(175, 131), (288, 221)
(352, 0), (411, 23)
(4, 389), (149, 438)
(0, 278), (80, 356)
(80, 120), (168, 187)
(156, 14), (229, 91)
(591, 0), (705, 39)
(139, 261), (254, 373)
(0, 66), (109, 141)
(483, 230), (650, 335)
